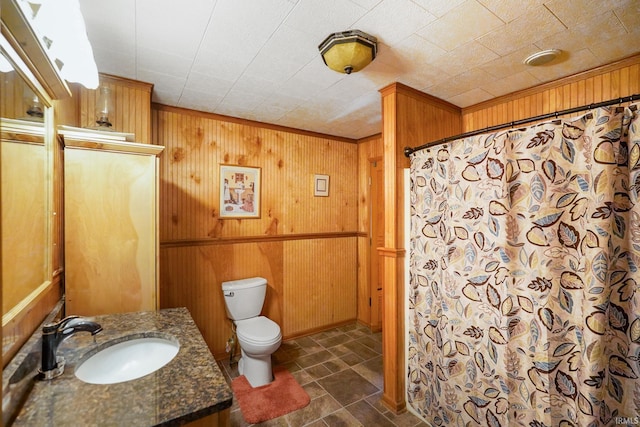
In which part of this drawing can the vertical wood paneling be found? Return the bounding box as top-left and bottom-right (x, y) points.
(283, 238), (357, 336)
(154, 106), (358, 241)
(154, 104), (360, 357)
(462, 56), (640, 131)
(160, 237), (354, 357)
(356, 134), (383, 326)
(79, 74), (152, 144)
(1, 71), (32, 119)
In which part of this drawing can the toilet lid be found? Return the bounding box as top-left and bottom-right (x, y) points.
(236, 316), (281, 343)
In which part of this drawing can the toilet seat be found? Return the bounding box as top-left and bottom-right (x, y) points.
(236, 316), (281, 345)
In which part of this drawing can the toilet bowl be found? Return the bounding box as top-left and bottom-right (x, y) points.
(235, 316), (282, 386)
(221, 277), (282, 387)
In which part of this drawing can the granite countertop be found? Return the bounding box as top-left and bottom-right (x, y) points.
(7, 307), (233, 426)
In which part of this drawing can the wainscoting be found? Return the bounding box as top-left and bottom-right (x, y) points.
(153, 105), (361, 357)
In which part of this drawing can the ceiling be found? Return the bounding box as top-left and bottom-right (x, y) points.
(78, 0), (640, 140)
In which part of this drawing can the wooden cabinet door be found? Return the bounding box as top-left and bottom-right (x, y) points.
(65, 146), (158, 315)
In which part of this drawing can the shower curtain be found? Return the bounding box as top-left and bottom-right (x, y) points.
(407, 103), (640, 427)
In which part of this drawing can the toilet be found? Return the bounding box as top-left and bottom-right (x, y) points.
(221, 277), (282, 387)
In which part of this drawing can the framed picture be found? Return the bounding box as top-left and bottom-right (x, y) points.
(314, 174), (329, 197)
(220, 165), (261, 218)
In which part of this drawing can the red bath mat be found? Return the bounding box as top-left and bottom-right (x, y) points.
(231, 366), (310, 424)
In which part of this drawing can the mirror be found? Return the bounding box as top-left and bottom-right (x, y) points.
(1, 44), (51, 355)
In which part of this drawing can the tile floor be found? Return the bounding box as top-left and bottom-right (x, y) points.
(218, 322), (428, 427)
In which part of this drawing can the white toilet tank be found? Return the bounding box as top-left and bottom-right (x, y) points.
(221, 277), (267, 320)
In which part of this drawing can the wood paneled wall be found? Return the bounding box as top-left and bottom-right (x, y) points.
(356, 134), (383, 326)
(153, 104), (359, 357)
(378, 82), (462, 413)
(78, 74), (153, 144)
(394, 83), (463, 169)
(462, 54), (640, 132)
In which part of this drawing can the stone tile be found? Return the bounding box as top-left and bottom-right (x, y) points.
(346, 400), (396, 427)
(293, 336), (323, 353)
(346, 329), (371, 340)
(317, 334), (350, 348)
(284, 394), (342, 426)
(322, 408), (363, 426)
(342, 341), (379, 361)
(303, 381), (328, 400)
(225, 322), (410, 427)
(253, 416), (290, 426)
(339, 352), (366, 367)
(327, 344), (352, 358)
(306, 363), (333, 379)
(291, 368), (315, 386)
(365, 392), (389, 414)
(317, 369), (379, 406)
(272, 346), (304, 364)
(338, 323), (359, 333)
(313, 328), (344, 339)
(276, 360), (301, 374)
(296, 349), (334, 368)
(230, 408), (250, 426)
(385, 409), (431, 426)
(352, 355), (383, 390)
(323, 358), (350, 373)
(356, 336), (383, 354)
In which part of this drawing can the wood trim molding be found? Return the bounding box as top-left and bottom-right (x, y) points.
(357, 133), (382, 144)
(2, 279), (62, 367)
(98, 73), (154, 93)
(161, 231), (360, 248)
(379, 82), (461, 114)
(152, 103), (359, 144)
(61, 135), (165, 156)
(463, 53), (640, 114)
(1, 0), (71, 100)
(377, 247), (406, 258)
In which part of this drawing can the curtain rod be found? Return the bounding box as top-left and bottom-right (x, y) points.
(404, 94), (640, 157)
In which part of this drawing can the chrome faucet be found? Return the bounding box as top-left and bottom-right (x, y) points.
(39, 315), (103, 380)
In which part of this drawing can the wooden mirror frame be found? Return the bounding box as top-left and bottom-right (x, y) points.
(1, 0), (70, 366)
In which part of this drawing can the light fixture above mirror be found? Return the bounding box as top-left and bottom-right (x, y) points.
(94, 85), (114, 129)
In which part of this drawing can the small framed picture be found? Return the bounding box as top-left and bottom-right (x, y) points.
(220, 165), (261, 218)
(314, 174), (329, 197)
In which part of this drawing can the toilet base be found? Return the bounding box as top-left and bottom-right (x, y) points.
(238, 349), (274, 387)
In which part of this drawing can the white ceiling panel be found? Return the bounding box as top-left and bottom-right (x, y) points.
(478, 6), (566, 56)
(283, 0), (367, 36)
(135, 0), (216, 58)
(90, 46), (136, 80)
(137, 47), (193, 80)
(412, 0), (467, 18)
(78, 0), (640, 140)
(353, 0), (436, 47)
(418, 1), (504, 52)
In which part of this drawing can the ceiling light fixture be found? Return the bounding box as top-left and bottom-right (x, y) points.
(523, 49), (561, 66)
(318, 30), (377, 75)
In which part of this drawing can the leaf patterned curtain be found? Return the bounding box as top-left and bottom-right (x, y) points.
(408, 103), (640, 427)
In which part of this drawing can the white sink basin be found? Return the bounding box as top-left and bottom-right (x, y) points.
(75, 336), (179, 384)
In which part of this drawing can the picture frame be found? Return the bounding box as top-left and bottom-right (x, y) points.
(314, 174), (329, 197)
(220, 165), (261, 218)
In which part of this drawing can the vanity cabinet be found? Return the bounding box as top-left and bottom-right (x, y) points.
(62, 133), (164, 316)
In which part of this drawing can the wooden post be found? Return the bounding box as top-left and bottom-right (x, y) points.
(378, 83), (461, 413)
